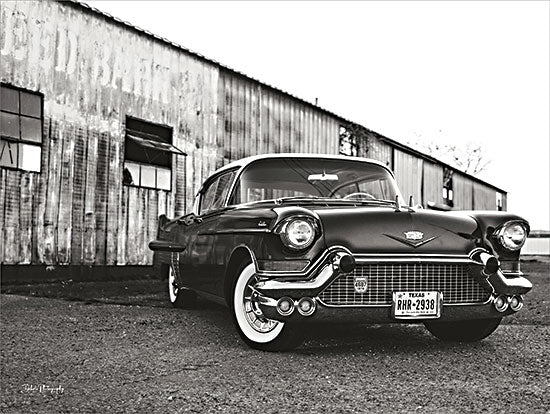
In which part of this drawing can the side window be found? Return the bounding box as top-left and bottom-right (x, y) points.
(0, 84), (43, 172)
(122, 116), (186, 191)
(199, 171), (236, 215)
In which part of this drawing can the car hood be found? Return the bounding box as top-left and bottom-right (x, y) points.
(313, 207), (480, 255)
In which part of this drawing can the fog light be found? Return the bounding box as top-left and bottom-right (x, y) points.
(297, 297), (316, 316)
(276, 297), (295, 316)
(494, 295), (509, 312)
(510, 295), (523, 312)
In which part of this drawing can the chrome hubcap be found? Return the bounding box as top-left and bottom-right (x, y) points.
(243, 276), (278, 334)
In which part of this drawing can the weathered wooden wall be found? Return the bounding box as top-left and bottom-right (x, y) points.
(422, 161), (444, 206)
(0, 1), (507, 268)
(0, 1), (341, 266)
(393, 149), (423, 205)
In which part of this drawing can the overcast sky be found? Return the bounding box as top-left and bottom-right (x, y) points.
(87, 1), (549, 229)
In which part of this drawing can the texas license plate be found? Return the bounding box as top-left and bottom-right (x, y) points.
(392, 291), (442, 319)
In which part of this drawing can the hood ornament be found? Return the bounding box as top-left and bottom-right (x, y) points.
(404, 231), (424, 241)
(385, 231), (438, 248)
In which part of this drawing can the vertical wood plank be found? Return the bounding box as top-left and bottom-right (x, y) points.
(93, 132), (110, 265)
(117, 186), (128, 265)
(83, 128), (98, 265)
(19, 173), (34, 264)
(126, 186), (138, 264)
(43, 120), (63, 265)
(3, 170), (21, 264)
(57, 123), (75, 264)
(0, 170), (6, 263)
(70, 126), (87, 265)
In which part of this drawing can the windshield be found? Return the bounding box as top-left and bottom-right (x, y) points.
(230, 158), (403, 204)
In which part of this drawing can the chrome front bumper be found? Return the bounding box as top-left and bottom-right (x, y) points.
(254, 247), (532, 323)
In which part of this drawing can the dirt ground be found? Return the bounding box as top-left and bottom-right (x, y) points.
(1, 260), (549, 413)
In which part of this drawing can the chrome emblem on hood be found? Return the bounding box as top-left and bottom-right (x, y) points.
(384, 231), (438, 248)
(404, 231), (424, 241)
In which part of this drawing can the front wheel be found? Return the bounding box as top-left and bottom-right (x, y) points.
(424, 318), (502, 342)
(232, 262), (304, 351)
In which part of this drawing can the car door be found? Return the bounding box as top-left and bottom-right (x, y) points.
(185, 169), (237, 294)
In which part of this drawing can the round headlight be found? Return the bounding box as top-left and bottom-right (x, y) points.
(281, 219), (316, 250)
(497, 222), (527, 251)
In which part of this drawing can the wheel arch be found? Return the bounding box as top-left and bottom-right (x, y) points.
(223, 245), (256, 307)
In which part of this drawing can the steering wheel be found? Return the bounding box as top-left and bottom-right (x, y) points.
(343, 192), (376, 201)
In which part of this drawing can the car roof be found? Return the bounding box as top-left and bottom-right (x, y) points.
(211, 153), (392, 177)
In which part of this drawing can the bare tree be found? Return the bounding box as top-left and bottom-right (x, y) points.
(407, 140), (491, 176)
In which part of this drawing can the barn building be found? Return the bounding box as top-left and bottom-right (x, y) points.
(0, 1), (506, 280)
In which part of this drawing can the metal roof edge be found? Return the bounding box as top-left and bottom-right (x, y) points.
(66, 1), (506, 195)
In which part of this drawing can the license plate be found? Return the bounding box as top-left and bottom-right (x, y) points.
(392, 291), (442, 319)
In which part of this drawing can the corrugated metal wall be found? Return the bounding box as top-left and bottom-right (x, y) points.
(0, 1), (341, 266)
(393, 149), (423, 205)
(364, 135), (393, 168)
(423, 161), (444, 206)
(0, 1), (507, 268)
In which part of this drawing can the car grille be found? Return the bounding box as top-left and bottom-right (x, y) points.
(319, 262), (491, 306)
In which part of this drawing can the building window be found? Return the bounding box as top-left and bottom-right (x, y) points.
(339, 125), (358, 157)
(496, 193), (503, 211)
(443, 168), (454, 207)
(122, 116), (186, 191)
(0, 84), (43, 172)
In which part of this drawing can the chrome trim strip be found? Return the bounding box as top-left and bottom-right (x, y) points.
(255, 245), (352, 277)
(198, 228), (271, 235)
(316, 297), (492, 308)
(256, 264), (336, 291)
(354, 257), (473, 264)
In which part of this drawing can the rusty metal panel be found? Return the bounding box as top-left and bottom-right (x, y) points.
(217, 70), (340, 163)
(423, 161), (444, 207)
(365, 136), (393, 168)
(393, 149), (422, 205)
(453, 174), (473, 210)
(473, 181), (497, 210)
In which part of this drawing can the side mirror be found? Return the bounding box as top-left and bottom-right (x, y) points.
(178, 213), (198, 226)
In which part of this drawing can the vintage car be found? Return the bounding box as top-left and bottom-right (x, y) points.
(149, 154), (532, 351)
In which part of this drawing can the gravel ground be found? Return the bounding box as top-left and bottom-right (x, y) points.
(1, 261), (549, 413)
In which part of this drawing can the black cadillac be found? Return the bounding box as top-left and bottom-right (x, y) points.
(149, 154), (532, 351)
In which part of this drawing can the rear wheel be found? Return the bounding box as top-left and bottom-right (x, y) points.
(232, 262), (304, 351)
(424, 318), (502, 342)
(167, 264), (197, 309)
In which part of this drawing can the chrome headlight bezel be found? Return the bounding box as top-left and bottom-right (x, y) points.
(278, 217), (318, 251)
(494, 221), (528, 251)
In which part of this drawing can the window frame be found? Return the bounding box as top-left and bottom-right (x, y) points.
(0, 83), (44, 173)
(122, 116), (185, 192)
(197, 169), (238, 216)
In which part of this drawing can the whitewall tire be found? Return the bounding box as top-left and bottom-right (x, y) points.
(232, 262), (304, 351)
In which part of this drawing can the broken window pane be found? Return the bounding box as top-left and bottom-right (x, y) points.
(1, 111), (20, 139)
(20, 92), (42, 118)
(0, 139), (18, 168)
(0, 86), (19, 113)
(20, 117), (42, 142)
(18, 143), (41, 172)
